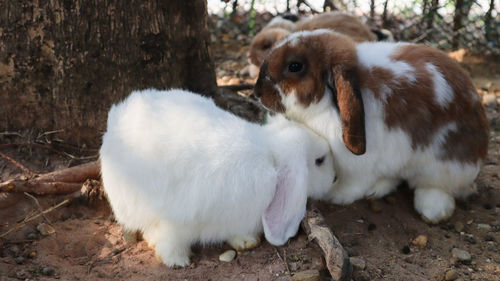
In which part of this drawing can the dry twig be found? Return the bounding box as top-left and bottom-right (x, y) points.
(24, 192), (52, 224)
(0, 180), (104, 239)
(301, 203), (351, 281)
(0, 196), (73, 239)
(274, 247), (291, 275)
(0, 151), (35, 178)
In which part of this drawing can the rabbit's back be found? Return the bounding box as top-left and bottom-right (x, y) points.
(101, 89), (277, 231)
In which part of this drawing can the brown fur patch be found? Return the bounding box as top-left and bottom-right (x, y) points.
(333, 66), (366, 154)
(362, 44), (489, 163)
(296, 12), (377, 42)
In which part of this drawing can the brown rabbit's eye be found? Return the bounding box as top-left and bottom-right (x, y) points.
(262, 43), (272, 50)
(288, 62), (303, 73)
(315, 155), (326, 166)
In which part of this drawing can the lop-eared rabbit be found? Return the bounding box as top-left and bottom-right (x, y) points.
(254, 30), (489, 223)
(248, 12), (382, 78)
(100, 89), (336, 266)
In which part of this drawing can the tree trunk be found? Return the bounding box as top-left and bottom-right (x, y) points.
(484, 0), (495, 41)
(0, 0), (217, 148)
(426, 0), (439, 29)
(452, 0), (468, 49)
(382, 0), (390, 28)
(422, 0), (429, 15)
(370, 0), (376, 19)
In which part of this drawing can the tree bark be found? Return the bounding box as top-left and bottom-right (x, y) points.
(452, 0), (466, 49)
(382, 0), (390, 28)
(0, 0), (217, 148)
(484, 0), (495, 41)
(426, 0), (439, 29)
(370, 0), (376, 20)
(422, 0), (429, 15)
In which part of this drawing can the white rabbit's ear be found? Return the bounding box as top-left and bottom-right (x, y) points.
(262, 164), (308, 246)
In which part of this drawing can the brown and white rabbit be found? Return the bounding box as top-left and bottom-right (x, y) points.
(247, 12), (379, 78)
(295, 12), (377, 43)
(254, 29), (489, 223)
(247, 16), (297, 77)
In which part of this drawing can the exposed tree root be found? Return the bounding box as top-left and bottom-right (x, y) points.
(0, 161), (100, 195)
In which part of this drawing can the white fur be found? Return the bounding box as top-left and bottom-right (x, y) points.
(100, 89), (335, 266)
(266, 31), (482, 222)
(356, 42), (416, 82)
(274, 29), (336, 50)
(426, 63), (454, 108)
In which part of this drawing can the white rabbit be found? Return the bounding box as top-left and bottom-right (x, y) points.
(99, 88), (335, 267)
(254, 30), (489, 223)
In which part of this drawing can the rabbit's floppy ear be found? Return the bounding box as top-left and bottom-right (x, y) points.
(262, 163), (308, 246)
(327, 65), (366, 155)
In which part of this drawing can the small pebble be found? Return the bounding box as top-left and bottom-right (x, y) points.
(41, 266), (55, 276)
(445, 269), (459, 280)
(454, 222), (465, 232)
(477, 223), (492, 231)
(219, 250), (236, 262)
(411, 235), (428, 247)
(349, 257), (366, 270)
(37, 223), (56, 236)
(15, 256), (24, 264)
(29, 251), (37, 258)
(368, 223), (377, 231)
(369, 200), (383, 213)
(451, 248), (471, 263)
(26, 232), (38, 240)
(401, 245), (411, 254)
(291, 269), (320, 281)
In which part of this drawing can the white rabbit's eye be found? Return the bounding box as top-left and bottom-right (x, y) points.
(315, 155), (326, 166)
(288, 62), (303, 73)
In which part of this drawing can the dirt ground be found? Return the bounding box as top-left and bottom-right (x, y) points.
(1, 19), (500, 281)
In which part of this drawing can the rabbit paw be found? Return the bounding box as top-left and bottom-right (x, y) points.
(366, 178), (400, 199)
(414, 188), (455, 224)
(228, 234), (261, 251)
(154, 243), (191, 267)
